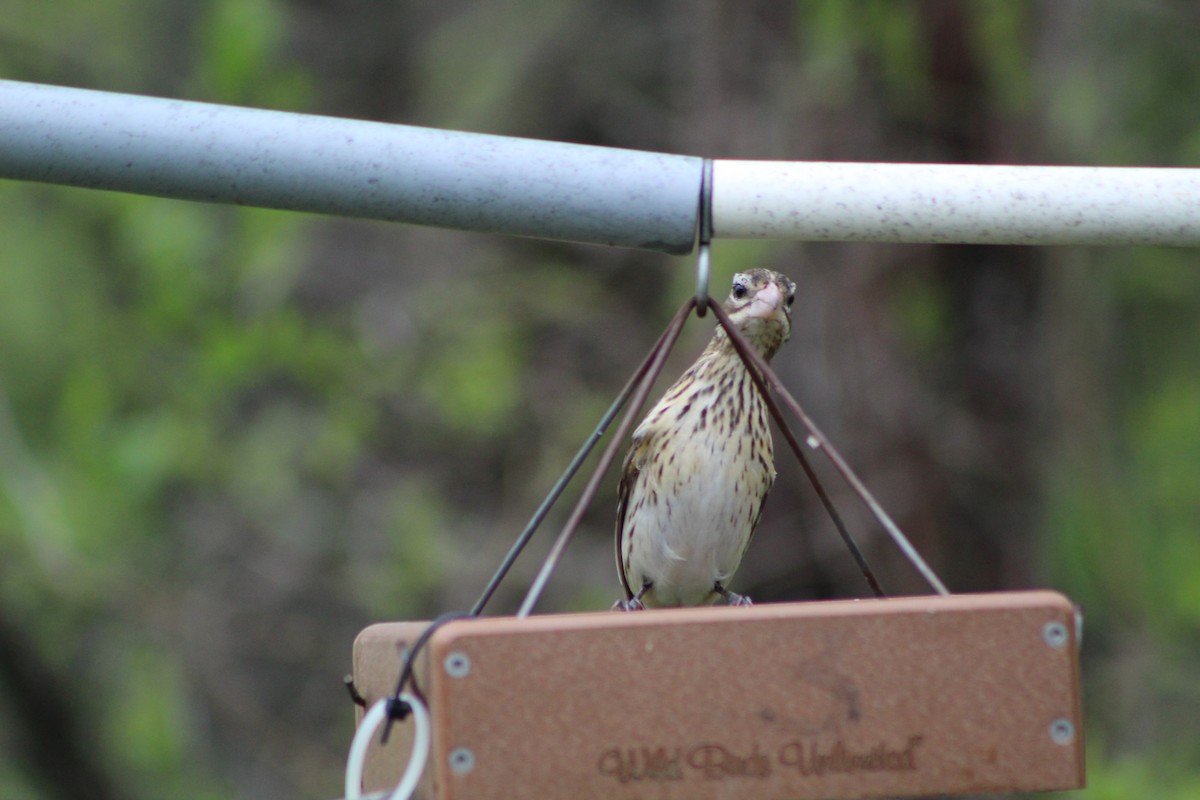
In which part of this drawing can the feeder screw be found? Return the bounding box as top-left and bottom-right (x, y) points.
(449, 747), (476, 774)
(1042, 621), (1069, 649)
(1049, 718), (1075, 745)
(444, 651), (471, 678)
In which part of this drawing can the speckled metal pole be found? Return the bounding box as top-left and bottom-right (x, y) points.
(0, 80), (703, 253)
(5, 81), (1200, 250)
(712, 160), (1200, 246)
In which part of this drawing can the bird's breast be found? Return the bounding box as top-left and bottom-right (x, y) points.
(623, 368), (776, 604)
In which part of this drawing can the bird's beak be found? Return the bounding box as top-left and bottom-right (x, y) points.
(747, 280), (784, 321)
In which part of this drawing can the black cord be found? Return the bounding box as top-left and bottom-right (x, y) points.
(380, 611), (472, 744)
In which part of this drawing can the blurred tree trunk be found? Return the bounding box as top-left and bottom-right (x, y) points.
(917, 1), (1046, 591)
(0, 605), (126, 800)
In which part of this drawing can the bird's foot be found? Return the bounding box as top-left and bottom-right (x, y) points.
(613, 582), (651, 611)
(715, 584), (753, 607)
(612, 597), (646, 612)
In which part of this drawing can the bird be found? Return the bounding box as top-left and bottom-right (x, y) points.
(615, 268), (796, 610)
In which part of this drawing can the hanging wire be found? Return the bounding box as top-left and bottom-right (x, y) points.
(517, 296), (697, 617)
(695, 243), (711, 317)
(470, 296), (706, 616)
(707, 299), (950, 596)
(380, 611), (472, 744)
(511, 289), (949, 608)
(435, 281), (941, 619)
(705, 297), (885, 597)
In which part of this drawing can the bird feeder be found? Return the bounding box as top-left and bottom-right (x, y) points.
(345, 286), (1085, 800)
(350, 591), (1083, 799)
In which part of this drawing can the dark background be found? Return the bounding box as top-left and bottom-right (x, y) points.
(2, 2), (1199, 798)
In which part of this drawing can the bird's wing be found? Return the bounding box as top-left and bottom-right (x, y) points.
(614, 432), (653, 601)
(741, 481), (772, 563)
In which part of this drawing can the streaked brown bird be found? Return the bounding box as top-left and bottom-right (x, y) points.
(615, 268), (796, 609)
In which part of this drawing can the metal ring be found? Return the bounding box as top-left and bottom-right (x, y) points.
(345, 693), (431, 800)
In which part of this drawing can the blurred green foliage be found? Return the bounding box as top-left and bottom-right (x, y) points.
(1, 2), (1199, 799)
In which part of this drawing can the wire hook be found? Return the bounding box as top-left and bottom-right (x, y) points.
(344, 675), (368, 707)
(695, 243), (711, 316)
(695, 159), (714, 315)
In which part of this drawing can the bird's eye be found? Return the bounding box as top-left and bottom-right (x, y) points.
(786, 294), (795, 307)
(732, 283), (749, 300)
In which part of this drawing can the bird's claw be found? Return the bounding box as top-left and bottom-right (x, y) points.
(612, 597), (646, 612)
(715, 584), (753, 607)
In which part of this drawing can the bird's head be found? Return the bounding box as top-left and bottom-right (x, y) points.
(717, 268), (796, 359)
